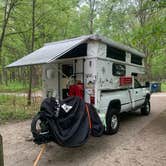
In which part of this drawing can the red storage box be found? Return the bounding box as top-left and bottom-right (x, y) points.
(120, 76), (132, 86)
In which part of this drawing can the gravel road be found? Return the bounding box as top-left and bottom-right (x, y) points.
(0, 93), (166, 166)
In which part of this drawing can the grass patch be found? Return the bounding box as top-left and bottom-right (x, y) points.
(0, 81), (41, 92)
(0, 81), (27, 92)
(161, 82), (166, 92)
(0, 94), (41, 124)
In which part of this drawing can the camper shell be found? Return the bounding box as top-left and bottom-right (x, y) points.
(7, 34), (150, 131)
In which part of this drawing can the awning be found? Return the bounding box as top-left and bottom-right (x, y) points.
(6, 35), (89, 68)
(7, 34), (145, 68)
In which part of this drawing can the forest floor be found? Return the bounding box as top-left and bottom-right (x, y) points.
(0, 93), (166, 166)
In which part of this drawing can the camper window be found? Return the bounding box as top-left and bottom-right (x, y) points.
(106, 45), (126, 61)
(62, 64), (73, 77)
(131, 54), (142, 65)
(112, 63), (126, 76)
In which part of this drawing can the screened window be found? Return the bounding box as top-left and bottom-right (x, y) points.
(131, 54), (142, 65)
(112, 63), (126, 76)
(62, 64), (73, 77)
(107, 45), (126, 61)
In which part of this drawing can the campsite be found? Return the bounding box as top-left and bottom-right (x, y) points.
(0, 0), (166, 166)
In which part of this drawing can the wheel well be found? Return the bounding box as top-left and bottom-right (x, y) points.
(108, 99), (121, 112)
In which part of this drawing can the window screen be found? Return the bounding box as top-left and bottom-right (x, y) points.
(131, 54), (142, 65)
(112, 63), (126, 76)
(107, 45), (126, 61)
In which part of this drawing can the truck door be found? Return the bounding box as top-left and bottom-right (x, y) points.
(132, 78), (145, 108)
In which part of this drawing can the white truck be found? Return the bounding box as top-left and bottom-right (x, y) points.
(7, 34), (151, 134)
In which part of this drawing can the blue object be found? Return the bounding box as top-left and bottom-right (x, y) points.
(150, 83), (161, 93)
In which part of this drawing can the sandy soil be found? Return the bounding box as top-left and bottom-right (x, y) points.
(0, 93), (166, 166)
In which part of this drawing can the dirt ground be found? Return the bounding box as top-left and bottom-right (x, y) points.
(0, 93), (166, 166)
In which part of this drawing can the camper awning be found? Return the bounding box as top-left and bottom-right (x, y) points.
(7, 35), (89, 68)
(7, 34), (145, 68)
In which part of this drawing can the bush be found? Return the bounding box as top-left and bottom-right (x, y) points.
(161, 82), (166, 92)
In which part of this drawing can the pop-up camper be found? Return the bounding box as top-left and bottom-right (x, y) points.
(7, 34), (150, 146)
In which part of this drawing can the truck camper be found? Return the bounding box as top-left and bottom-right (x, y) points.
(7, 34), (150, 139)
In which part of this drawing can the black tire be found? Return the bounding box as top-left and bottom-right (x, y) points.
(31, 114), (51, 144)
(105, 108), (120, 135)
(141, 100), (150, 115)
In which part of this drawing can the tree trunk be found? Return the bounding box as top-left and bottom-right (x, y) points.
(0, 0), (17, 83)
(89, 0), (96, 34)
(27, 0), (36, 105)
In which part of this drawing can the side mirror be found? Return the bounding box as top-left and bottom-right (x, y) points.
(145, 81), (150, 87)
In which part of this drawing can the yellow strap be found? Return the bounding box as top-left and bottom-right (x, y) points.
(33, 144), (46, 166)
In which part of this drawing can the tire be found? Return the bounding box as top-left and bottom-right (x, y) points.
(141, 100), (150, 115)
(31, 114), (51, 144)
(105, 108), (120, 135)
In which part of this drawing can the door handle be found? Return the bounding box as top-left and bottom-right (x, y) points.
(135, 91), (138, 94)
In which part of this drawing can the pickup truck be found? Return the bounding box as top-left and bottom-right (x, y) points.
(98, 78), (151, 134)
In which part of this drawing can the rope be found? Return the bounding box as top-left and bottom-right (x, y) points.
(33, 144), (46, 166)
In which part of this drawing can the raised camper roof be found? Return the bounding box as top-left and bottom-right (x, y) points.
(7, 34), (145, 68)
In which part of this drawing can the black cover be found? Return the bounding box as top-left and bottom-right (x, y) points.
(31, 96), (104, 147)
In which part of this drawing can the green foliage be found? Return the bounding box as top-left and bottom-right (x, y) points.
(0, 94), (41, 124)
(151, 55), (166, 81)
(0, 81), (27, 92)
(161, 82), (166, 92)
(0, 0), (165, 84)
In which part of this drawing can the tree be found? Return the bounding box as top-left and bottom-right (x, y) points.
(0, 0), (18, 83)
(97, 0), (166, 80)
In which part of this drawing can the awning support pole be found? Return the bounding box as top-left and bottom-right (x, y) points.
(27, 66), (32, 105)
(58, 64), (61, 100)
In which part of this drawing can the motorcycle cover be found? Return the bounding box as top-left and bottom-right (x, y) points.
(31, 96), (104, 147)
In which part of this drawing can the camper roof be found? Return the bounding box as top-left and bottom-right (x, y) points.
(7, 34), (145, 68)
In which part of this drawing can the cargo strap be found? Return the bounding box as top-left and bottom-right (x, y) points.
(85, 104), (92, 129)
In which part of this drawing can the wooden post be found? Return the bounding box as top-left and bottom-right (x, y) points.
(0, 134), (4, 166)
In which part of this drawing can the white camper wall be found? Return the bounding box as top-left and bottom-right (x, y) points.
(87, 40), (106, 58)
(84, 41), (101, 103)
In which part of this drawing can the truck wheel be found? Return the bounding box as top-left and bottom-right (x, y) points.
(141, 100), (150, 115)
(105, 108), (120, 135)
